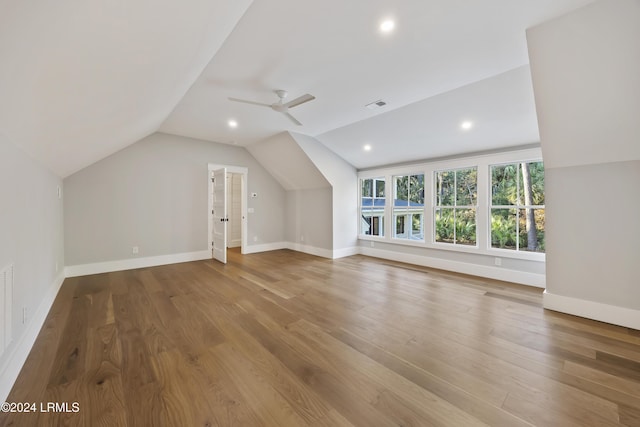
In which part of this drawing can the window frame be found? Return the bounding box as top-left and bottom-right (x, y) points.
(357, 148), (545, 262)
(433, 166), (478, 247)
(391, 173), (426, 242)
(359, 177), (387, 239)
(489, 160), (546, 253)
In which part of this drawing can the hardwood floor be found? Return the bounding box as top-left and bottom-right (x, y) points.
(2, 249), (640, 426)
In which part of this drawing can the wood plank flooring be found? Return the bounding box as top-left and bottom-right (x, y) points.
(2, 249), (640, 426)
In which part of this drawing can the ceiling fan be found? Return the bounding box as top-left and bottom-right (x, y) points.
(228, 89), (315, 126)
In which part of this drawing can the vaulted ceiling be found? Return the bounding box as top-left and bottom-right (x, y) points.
(0, 0), (595, 177)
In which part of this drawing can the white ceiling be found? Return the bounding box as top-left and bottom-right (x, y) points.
(1, 0), (596, 176)
(161, 0), (595, 169)
(318, 65), (540, 169)
(0, 0), (253, 177)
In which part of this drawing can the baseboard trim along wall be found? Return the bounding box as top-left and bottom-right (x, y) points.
(332, 246), (360, 259)
(543, 291), (640, 330)
(65, 250), (211, 277)
(359, 246), (546, 288)
(242, 242), (288, 254)
(286, 242), (333, 259)
(242, 242), (350, 260)
(0, 272), (65, 403)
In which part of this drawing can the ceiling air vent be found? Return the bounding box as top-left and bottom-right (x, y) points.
(365, 100), (387, 110)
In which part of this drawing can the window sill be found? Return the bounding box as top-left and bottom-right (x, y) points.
(358, 235), (545, 262)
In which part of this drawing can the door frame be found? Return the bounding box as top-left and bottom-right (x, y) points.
(208, 164), (248, 256)
(212, 167), (228, 264)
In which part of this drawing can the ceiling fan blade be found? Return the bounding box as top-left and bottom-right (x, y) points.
(284, 112), (303, 126)
(283, 94), (315, 109)
(228, 97), (271, 107)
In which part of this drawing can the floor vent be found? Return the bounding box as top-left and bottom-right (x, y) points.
(0, 264), (13, 357)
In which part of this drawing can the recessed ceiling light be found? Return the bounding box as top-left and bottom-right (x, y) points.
(380, 19), (395, 33)
(461, 121), (473, 130)
(363, 144), (372, 151)
(228, 119), (238, 128)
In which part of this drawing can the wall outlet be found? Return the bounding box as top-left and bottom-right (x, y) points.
(248, 207), (255, 213)
(253, 236), (258, 242)
(494, 257), (502, 266)
(132, 246), (139, 254)
(370, 241), (375, 248)
(300, 235), (304, 242)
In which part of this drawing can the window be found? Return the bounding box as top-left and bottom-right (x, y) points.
(434, 167), (477, 245)
(490, 162), (545, 252)
(357, 149), (545, 262)
(392, 174), (425, 240)
(360, 178), (385, 236)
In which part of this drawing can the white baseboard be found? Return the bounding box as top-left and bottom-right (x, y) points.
(65, 250), (211, 277)
(543, 291), (640, 330)
(243, 242), (356, 260)
(242, 242), (288, 255)
(359, 246), (545, 288)
(0, 271), (65, 403)
(286, 242), (333, 259)
(332, 246), (360, 259)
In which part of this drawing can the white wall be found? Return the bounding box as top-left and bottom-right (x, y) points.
(527, 0), (640, 328)
(290, 132), (358, 255)
(545, 161), (639, 309)
(285, 188), (333, 253)
(248, 132), (345, 257)
(527, 0), (640, 170)
(64, 133), (286, 268)
(0, 133), (64, 401)
(246, 132), (330, 190)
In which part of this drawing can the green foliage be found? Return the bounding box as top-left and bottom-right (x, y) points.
(395, 174), (424, 203)
(436, 168), (477, 206)
(491, 210), (517, 249)
(362, 178), (386, 198)
(435, 208), (476, 245)
(435, 209), (454, 243)
(455, 209), (476, 245)
(491, 162), (544, 206)
(435, 167), (478, 245)
(456, 168), (478, 206)
(362, 179), (373, 198)
(491, 162), (545, 252)
(411, 214), (422, 234)
(491, 208), (546, 252)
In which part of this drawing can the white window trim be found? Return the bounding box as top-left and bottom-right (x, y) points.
(359, 176), (388, 238)
(433, 166), (478, 247)
(357, 148), (545, 262)
(390, 172), (426, 242)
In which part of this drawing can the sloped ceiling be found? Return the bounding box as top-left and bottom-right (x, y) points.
(0, 0), (253, 177)
(246, 132), (330, 191)
(160, 0), (595, 169)
(0, 0), (598, 177)
(317, 66), (540, 169)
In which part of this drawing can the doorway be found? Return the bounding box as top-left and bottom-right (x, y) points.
(226, 172), (243, 250)
(208, 164), (248, 264)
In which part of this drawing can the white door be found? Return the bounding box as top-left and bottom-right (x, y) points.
(212, 168), (228, 264)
